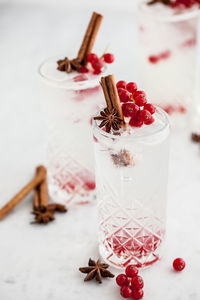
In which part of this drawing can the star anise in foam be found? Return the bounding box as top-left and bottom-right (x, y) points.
(57, 57), (82, 73)
(94, 108), (122, 133)
(148, 0), (171, 5)
(79, 258), (114, 284)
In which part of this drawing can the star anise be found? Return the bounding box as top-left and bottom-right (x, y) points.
(31, 210), (55, 224)
(79, 258), (114, 284)
(31, 203), (67, 224)
(148, 0), (171, 5)
(191, 133), (200, 143)
(57, 57), (82, 73)
(94, 108), (122, 133)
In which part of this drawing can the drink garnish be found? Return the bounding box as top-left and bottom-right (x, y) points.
(79, 258), (114, 284)
(94, 108), (122, 133)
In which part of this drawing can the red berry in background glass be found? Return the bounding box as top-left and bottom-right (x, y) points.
(93, 69), (102, 75)
(132, 289), (144, 300)
(126, 82), (138, 93)
(140, 109), (152, 122)
(144, 103), (155, 115)
(119, 89), (131, 103)
(116, 274), (129, 287)
(79, 66), (89, 73)
(120, 285), (133, 298)
(134, 94), (147, 107)
(87, 53), (99, 64)
(144, 116), (154, 125)
(104, 53), (115, 64)
(122, 103), (139, 117)
(117, 80), (127, 90)
(149, 55), (159, 64)
(173, 258), (186, 272)
(131, 276), (144, 290)
(125, 265), (139, 278)
(92, 59), (104, 70)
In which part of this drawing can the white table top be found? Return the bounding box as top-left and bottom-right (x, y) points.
(1, 2), (200, 299)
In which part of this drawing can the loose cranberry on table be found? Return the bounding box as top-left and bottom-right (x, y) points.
(116, 274), (129, 287)
(125, 265), (139, 278)
(132, 288), (144, 300)
(120, 285), (133, 298)
(173, 258), (186, 272)
(103, 53), (115, 64)
(131, 276), (144, 290)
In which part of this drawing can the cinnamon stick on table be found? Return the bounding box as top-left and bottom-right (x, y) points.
(77, 12), (103, 65)
(33, 166), (48, 211)
(100, 75), (124, 123)
(0, 165), (46, 221)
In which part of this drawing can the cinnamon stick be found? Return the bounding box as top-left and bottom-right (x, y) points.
(0, 165), (46, 221)
(100, 75), (124, 122)
(77, 12), (103, 65)
(33, 166), (48, 211)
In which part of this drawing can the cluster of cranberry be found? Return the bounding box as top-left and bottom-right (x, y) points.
(116, 80), (155, 128)
(116, 259), (185, 299)
(116, 265), (144, 299)
(80, 53), (114, 75)
(172, 0), (200, 8)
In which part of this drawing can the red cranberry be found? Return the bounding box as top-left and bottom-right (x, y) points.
(103, 53), (115, 64)
(93, 69), (102, 75)
(119, 89), (131, 103)
(92, 59), (104, 70)
(122, 103), (139, 117)
(79, 66), (89, 73)
(126, 82), (138, 94)
(116, 274), (129, 287)
(140, 109), (152, 122)
(144, 103), (155, 115)
(125, 265), (138, 278)
(87, 53), (99, 64)
(120, 285), (133, 298)
(129, 116), (143, 128)
(132, 289), (144, 299)
(134, 94), (147, 107)
(117, 80), (127, 90)
(173, 258), (186, 272)
(149, 55), (159, 64)
(144, 116), (154, 125)
(133, 90), (146, 99)
(131, 276), (144, 290)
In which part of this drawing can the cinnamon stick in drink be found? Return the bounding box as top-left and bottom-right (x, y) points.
(77, 12), (103, 65)
(0, 165), (46, 221)
(100, 75), (124, 122)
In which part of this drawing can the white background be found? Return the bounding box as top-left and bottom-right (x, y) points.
(0, 1), (200, 299)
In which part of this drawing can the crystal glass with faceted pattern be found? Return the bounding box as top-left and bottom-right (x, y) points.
(38, 56), (107, 205)
(93, 107), (170, 268)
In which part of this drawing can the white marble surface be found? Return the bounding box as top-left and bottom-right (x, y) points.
(0, 1), (200, 299)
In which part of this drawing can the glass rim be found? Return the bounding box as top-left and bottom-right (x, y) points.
(138, 0), (200, 23)
(93, 106), (170, 141)
(38, 55), (108, 91)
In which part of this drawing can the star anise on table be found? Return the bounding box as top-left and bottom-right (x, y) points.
(94, 108), (122, 133)
(148, 0), (171, 5)
(31, 210), (55, 224)
(57, 57), (82, 73)
(31, 203), (67, 224)
(79, 258), (114, 284)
